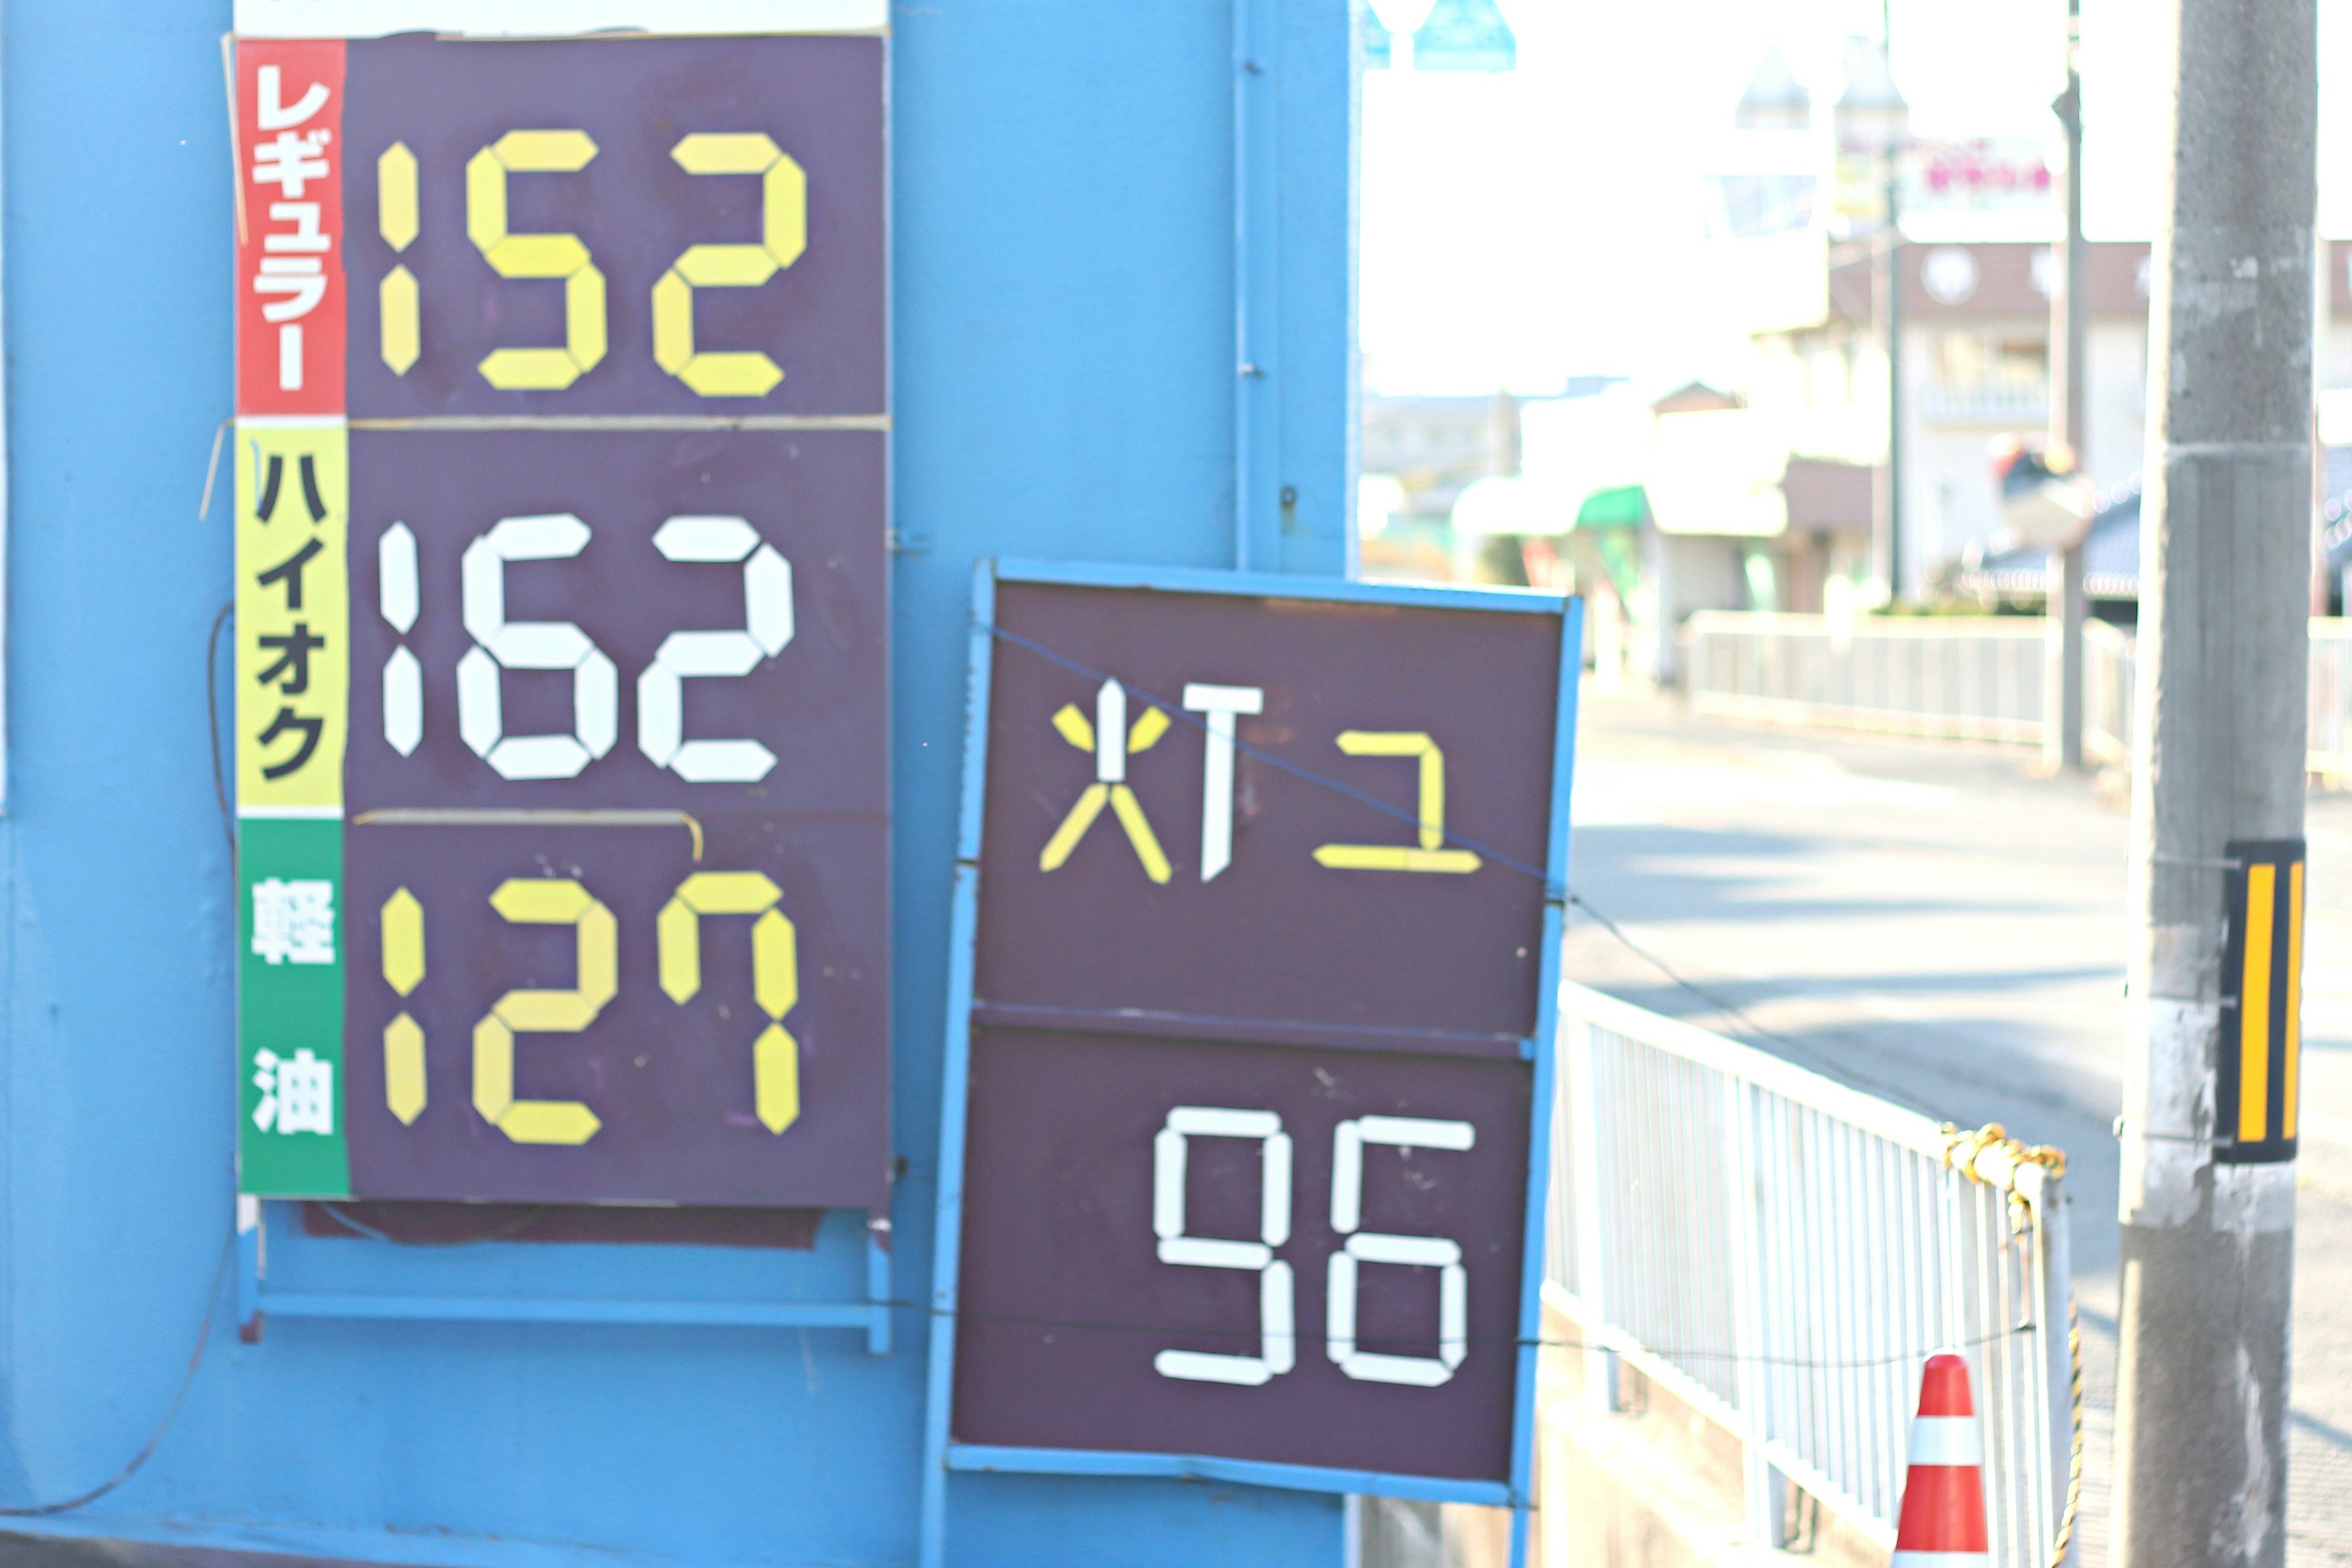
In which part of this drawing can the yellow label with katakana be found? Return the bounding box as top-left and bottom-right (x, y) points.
(235, 420), (349, 812)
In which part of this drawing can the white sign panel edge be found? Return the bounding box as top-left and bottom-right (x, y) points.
(233, 0), (886, 37)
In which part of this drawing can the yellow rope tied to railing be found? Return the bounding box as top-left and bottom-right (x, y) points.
(1939, 1123), (2082, 1568)
(2049, 1302), (2085, 1568)
(1941, 1120), (2068, 1183)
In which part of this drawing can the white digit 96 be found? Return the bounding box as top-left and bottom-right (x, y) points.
(1152, 1106), (1476, 1389)
(379, 513), (795, 782)
(1329, 1116), (1475, 1385)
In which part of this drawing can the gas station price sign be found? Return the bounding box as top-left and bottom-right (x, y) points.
(925, 564), (1580, 1509)
(230, 17), (889, 1210)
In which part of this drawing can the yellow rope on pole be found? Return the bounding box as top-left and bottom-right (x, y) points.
(2049, 1299), (2085, 1568)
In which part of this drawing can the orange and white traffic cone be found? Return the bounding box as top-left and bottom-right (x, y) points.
(1893, 1351), (1991, 1568)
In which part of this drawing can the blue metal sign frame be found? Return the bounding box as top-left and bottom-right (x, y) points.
(920, 557), (1582, 1567)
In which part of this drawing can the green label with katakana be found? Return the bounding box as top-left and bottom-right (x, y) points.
(237, 813), (350, 1197)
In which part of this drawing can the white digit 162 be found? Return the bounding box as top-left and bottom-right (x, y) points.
(374, 513), (793, 782)
(1152, 1107), (1475, 1388)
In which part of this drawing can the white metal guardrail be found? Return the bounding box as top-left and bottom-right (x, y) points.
(2082, 617), (2352, 778)
(1682, 611), (2047, 744)
(2082, 617), (2133, 768)
(1689, 611), (2352, 782)
(2316, 620), (2352, 779)
(1547, 983), (2075, 1568)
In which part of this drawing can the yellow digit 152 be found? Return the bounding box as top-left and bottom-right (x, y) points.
(379, 129), (806, 399)
(464, 130), (608, 391)
(654, 134), (807, 399)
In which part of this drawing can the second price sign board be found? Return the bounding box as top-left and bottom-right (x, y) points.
(230, 16), (889, 1215)
(923, 562), (1581, 1545)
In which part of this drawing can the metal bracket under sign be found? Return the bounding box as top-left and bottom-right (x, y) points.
(236, 1196), (894, 1351)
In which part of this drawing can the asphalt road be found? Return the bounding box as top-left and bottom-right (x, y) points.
(1562, 691), (2352, 1568)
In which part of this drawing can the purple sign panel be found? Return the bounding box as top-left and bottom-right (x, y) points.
(334, 430), (884, 1213)
(341, 427), (889, 1209)
(953, 1027), (1532, 1480)
(228, 26), (889, 1210)
(939, 570), (1575, 1488)
(975, 581), (1561, 1042)
(343, 34), (887, 420)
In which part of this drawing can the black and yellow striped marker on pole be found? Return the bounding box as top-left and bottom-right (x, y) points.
(2217, 838), (2305, 1164)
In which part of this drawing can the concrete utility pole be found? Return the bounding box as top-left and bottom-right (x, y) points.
(1883, 160), (1906, 602)
(2116, 4), (2313, 1568)
(1847, 17), (1909, 605)
(1881, 3), (1906, 605)
(2313, 235), (2334, 617)
(2044, 0), (2089, 773)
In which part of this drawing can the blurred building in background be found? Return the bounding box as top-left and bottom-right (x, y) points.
(1751, 235), (2153, 599)
(1357, 18), (2352, 690)
(1355, 37), (2352, 688)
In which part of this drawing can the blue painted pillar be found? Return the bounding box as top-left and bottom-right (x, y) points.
(895, 4), (1355, 1553)
(0, 2), (1357, 1566)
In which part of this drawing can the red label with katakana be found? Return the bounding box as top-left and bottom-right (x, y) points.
(235, 39), (346, 418)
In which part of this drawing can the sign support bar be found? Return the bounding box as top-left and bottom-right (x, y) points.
(235, 1200), (893, 1348)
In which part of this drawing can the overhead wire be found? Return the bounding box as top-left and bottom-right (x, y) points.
(0, 1234), (233, 1517)
(912, 1300), (2046, 1372)
(1561, 889), (1948, 1118)
(206, 600), (236, 861)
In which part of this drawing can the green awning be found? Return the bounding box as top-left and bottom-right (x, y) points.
(1575, 485), (1652, 529)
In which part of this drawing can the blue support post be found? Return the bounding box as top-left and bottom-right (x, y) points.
(1233, 0), (1271, 570)
(867, 1213), (894, 1355)
(1507, 595), (1588, 1568)
(236, 1197), (264, 1344)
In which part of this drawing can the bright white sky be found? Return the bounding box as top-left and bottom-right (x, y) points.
(1360, 0), (2352, 397)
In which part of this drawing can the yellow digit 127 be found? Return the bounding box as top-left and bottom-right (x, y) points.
(377, 873), (802, 1142)
(472, 878), (616, 1145)
(657, 872), (802, 1132)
